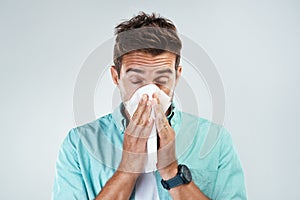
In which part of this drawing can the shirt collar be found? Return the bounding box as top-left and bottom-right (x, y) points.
(111, 103), (128, 133)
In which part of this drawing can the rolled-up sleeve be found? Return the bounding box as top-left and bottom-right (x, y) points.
(211, 129), (247, 200)
(52, 129), (88, 200)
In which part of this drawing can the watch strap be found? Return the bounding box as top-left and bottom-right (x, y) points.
(161, 175), (184, 190)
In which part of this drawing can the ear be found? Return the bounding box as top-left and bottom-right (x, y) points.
(175, 65), (182, 86)
(110, 66), (119, 85)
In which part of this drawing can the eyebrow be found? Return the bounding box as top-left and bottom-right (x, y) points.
(155, 68), (173, 74)
(126, 68), (145, 74)
(126, 68), (173, 74)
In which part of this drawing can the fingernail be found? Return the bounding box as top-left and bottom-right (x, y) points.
(147, 100), (152, 106)
(142, 94), (147, 101)
(148, 118), (152, 126)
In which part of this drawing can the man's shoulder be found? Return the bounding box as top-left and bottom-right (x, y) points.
(72, 113), (113, 135)
(63, 113), (115, 148)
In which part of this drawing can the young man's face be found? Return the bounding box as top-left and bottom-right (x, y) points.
(111, 51), (182, 102)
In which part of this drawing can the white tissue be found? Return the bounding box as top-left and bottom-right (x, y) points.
(124, 84), (171, 172)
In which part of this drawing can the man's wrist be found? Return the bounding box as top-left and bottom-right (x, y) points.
(115, 169), (140, 182)
(159, 162), (178, 180)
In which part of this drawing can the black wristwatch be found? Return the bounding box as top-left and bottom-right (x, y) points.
(161, 164), (192, 190)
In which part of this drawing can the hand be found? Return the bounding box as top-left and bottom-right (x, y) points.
(153, 94), (178, 179)
(118, 94), (154, 174)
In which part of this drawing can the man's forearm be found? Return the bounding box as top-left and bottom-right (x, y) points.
(95, 170), (138, 200)
(168, 181), (210, 200)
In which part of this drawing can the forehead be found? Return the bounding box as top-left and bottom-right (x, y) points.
(121, 51), (176, 69)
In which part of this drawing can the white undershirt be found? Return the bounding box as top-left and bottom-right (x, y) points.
(135, 172), (160, 200)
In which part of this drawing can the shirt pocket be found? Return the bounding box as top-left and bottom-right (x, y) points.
(191, 169), (217, 198)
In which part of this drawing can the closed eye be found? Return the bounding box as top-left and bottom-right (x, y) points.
(131, 80), (143, 84)
(129, 76), (144, 84)
(154, 76), (170, 85)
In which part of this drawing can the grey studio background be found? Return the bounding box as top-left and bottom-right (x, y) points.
(1, 0), (299, 199)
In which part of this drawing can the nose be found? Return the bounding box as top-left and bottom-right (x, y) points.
(143, 81), (162, 90)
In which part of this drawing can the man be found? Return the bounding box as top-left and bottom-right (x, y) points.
(52, 12), (247, 199)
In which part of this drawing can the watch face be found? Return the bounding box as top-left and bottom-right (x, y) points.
(179, 164), (192, 183)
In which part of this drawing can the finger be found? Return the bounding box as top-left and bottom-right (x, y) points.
(153, 99), (169, 133)
(126, 94), (148, 136)
(152, 92), (160, 104)
(131, 94), (148, 123)
(137, 118), (155, 139)
(133, 101), (153, 138)
(127, 95), (154, 138)
(137, 100), (152, 126)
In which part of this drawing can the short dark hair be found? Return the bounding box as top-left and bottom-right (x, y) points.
(113, 12), (182, 77)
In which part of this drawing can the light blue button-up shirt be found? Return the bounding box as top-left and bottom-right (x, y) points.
(52, 103), (247, 199)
